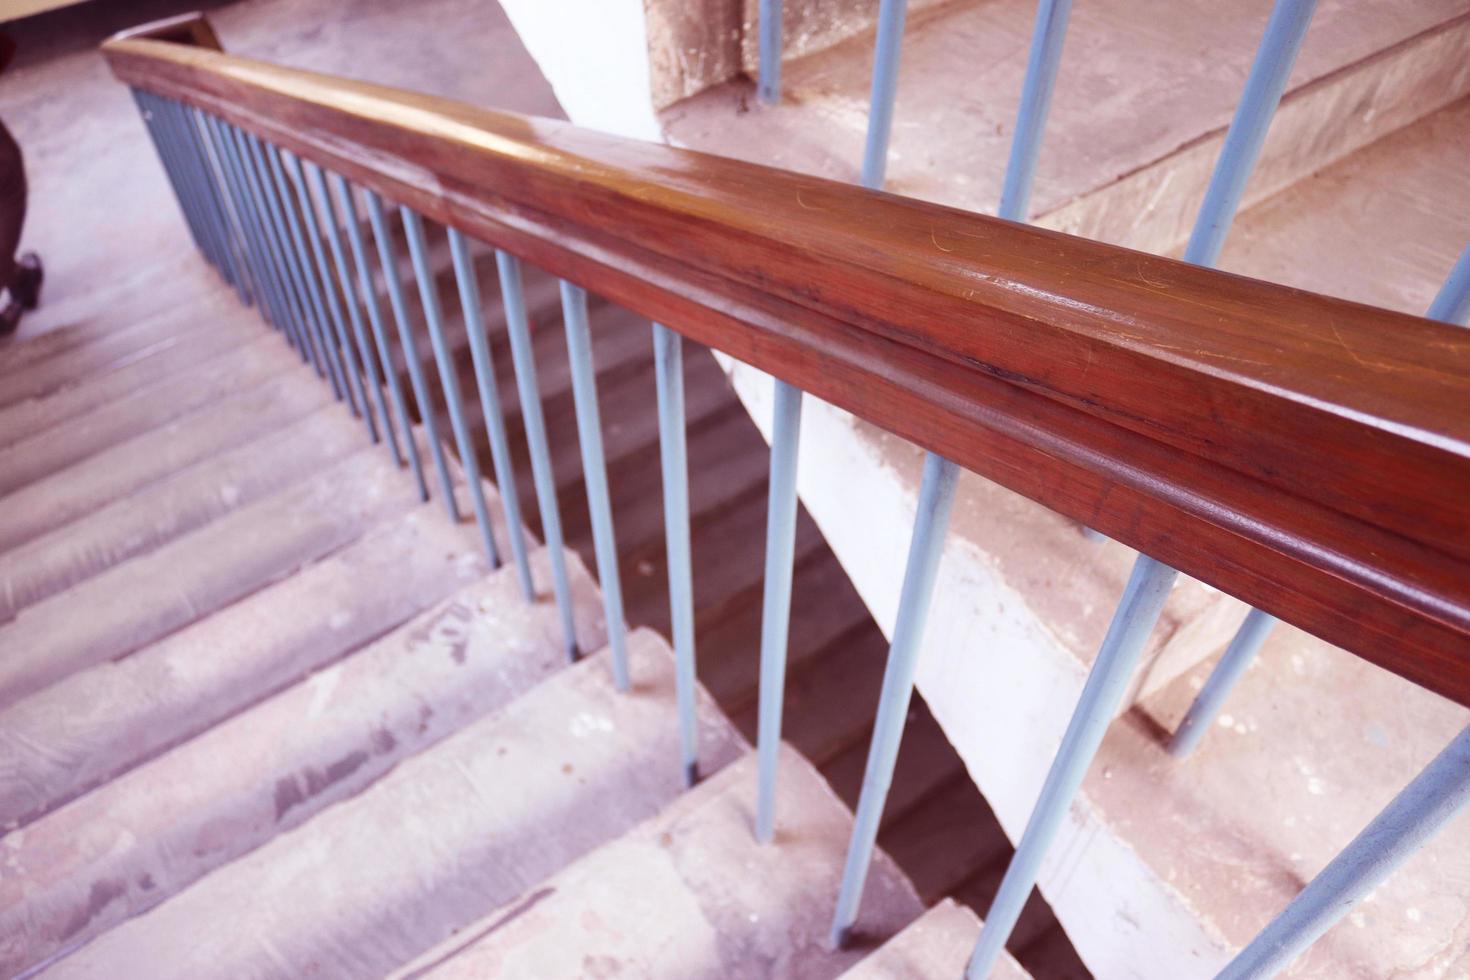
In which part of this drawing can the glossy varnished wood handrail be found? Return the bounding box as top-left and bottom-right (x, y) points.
(104, 18), (1470, 706)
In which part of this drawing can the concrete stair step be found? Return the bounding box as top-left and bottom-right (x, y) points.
(0, 315), (277, 450)
(0, 547), (604, 976)
(0, 332), (316, 500)
(0, 444), (461, 709)
(0, 284), (234, 387)
(392, 743), (922, 979)
(0, 501), (576, 831)
(0, 292), (243, 410)
(838, 899), (1030, 980)
(0, 364), (334, 554)
(665, 0), (1470, 256)
(0, 404), (369, 619)
(32, 630), (744, 979)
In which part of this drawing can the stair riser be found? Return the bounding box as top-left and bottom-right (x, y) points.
(1036, 15), (1470, 253)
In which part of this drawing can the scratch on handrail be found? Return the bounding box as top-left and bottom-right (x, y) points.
(930, 229), (955, 253)
(796, 190), (823, 211)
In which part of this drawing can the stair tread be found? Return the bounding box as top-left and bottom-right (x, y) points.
(0, 501), (573, 831)
(0, 364), (335, 555)
(0, 403), (370, 617)
(0, 332), (317, 501)
(665, 0), (1469, 255)
(34, 630), (743, 979)
(838, 899), (1030, 980)
(393, 744), (923, 980)
(0, 547), (603, 976)
(0, 443), (456, 709)
(0, 312), (275, 450)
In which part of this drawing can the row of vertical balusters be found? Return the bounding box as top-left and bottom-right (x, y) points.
(756, 0), (1470, 976)
(129, 91), (622, 673)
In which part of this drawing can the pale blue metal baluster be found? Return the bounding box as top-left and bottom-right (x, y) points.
(223, 123), (306, 358)
(402, 209), (500, 566)
(560, 280), (631, 692)
(754, 378), (803, 842)
(1169, 606), (1276, 758)
(334, 175), (428, 496)
(206, 114), (285, 331)
(1171, 241), (1470, 758)
(214, 120), (295, 342)
(653, 321), (698, 785)
(133, 92), (211, 266)
(287, 153), (372, 429)
(448, 228), (533, 595)
(365, 191), (461, 520)
(830, 0), (1072, 941)
(860, 0), (908, 189)
(229, 125), (312, 367)
(497, 250), (579, 660)
(197, 114), (264, 311)
(264, 142), (350, 401)
(968, 2), (1318, 973)
(1427, 245), (1470, 325)
(248, 134), (332, 383)
(1217, 723), (1470, 979)
(310, 162), (399, 453)
(758, 0), (783, 105)
(967, 556), (1180, 975)
(831, 454), (959, 946)
(173, 102), (248, 295)
(182, 104), (252, 304)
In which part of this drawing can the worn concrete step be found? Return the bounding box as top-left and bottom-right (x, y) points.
(0, 501), (565, 831)
(839, 899), (1030, 980)
(394, 743), (922, 979)
(666, 0), (1470, 256)
(0, 332), (315, 500)
(0, 285), (234, 384)
(0, 287), (238, 397)
(0, 404), (371, 619)
(0, 313), (278, 450)
(0, 547), (603, 976)
(0, 365), (335, 554)
(34, 630), (743, 979)
(0, 444), (464, 709)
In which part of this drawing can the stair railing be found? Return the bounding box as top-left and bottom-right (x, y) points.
(108, 12), (1470, 977)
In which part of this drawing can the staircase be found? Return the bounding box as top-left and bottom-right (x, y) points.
(0, 263), (1039, 978)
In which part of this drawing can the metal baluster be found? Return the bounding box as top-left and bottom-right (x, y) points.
(497, 249), (579, 660)
(830, 0), (1072, 940)
(264, 142), (351, 401)
(195, 113), (263, 310)
(653, 321), (698, 785)
(309, 162), (400, 454)
(860, 0), (908, 189)
(967, 557), (1180, 974)
(560, 280), (631, 692)
(229, 125), (312, 366)
(203, 115), (282, 327)
(364, 191), (461, 520)
(170, 101), (248, 296)
(211, 119), (295, 343)
(1171, 240), (1470, 758)
(246, 133), (332, 382)
(448, 227), (533, 595)
(830, 453), (958, 946)
(1426, 244), (1470, 326)
(754, 378), (802, 842)
(223, 123), (307, 358)
(402, 209), (500, 565)
(132, 92), (211, 265)
(758, 0), (783, 105)
(968, 2), (1317, 972)
(1217, 724), (1470, 979)
(287, 153), (372, 429)
(334, 174), (429, 497)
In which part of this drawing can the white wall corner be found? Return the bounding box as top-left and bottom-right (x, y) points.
(496, 0), (664, 141)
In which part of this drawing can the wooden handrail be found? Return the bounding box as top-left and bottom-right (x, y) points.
(104, 15), (1470, 706)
